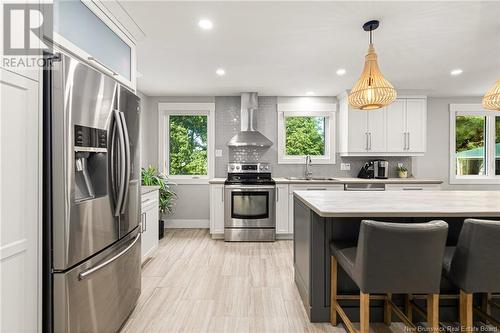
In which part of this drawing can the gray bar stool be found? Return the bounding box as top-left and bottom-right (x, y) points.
(442, 218), (500, 332)
(330, 219), (448, 333)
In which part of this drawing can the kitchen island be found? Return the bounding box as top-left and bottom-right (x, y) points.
(293, 190), (500, 322)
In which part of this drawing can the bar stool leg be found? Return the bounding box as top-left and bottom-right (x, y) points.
(481, 293), (491, 315)
(384, 293), (392, 325)
(360, 292), (370, 333)
(405, 294), (413, 323)
(330, 256), (338, 326)
(427, 294), (439, 332)
(460, 290), (473, 332)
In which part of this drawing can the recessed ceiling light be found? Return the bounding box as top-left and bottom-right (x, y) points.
(336, 68), (346, 76)
(306, 91), (315, 96)
(216, 68), (226, 76)
(450, 69), (463, 76)
(198, 19), (213, 30)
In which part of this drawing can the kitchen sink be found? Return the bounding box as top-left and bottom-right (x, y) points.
(285, 177), (338, 181)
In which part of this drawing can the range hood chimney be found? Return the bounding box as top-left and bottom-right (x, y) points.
(227, 92), (273, 147)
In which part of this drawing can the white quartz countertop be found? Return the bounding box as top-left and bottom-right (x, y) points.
(209, 178), (226, 184)
(273, 177), (442, 184)
(141, 185), (160, 194)
(294, 190), (500, 217)
(209, 177), (442, 184)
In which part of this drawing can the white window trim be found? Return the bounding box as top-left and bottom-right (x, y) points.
(277, 103), (336, 164)
(449, 103), (500, 185)
(158, 103), (215, 185)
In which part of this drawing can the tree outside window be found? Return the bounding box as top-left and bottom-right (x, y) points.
(285, 116), (326, 156)
(168, 115), (208, 176)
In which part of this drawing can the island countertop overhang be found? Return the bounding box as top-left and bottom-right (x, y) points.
(293, 190), (500, 218)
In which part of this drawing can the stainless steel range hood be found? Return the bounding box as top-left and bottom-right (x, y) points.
(227, 92), (273, 147)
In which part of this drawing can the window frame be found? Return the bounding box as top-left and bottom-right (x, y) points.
(449, 104), (500, 184)
(158, 103), (215, 184)
(277, 103), (336, 164)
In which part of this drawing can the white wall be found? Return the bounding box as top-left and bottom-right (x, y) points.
(412, 96), (500, 190)
(139, 94), (214, 223)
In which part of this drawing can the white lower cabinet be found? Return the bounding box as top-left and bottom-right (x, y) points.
(386, 183), (442, 191)
(275, 184), (289, 235)
(141, 190), (159, 262)
(209, 184), (225, 236)
(287, 184), (344, 234)
(0, 69), (40, 332)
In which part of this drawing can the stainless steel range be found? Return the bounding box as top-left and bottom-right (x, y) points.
(224, 162), (276, 242)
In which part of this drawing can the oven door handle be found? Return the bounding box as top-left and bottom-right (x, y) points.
(225, 185), (276, 190)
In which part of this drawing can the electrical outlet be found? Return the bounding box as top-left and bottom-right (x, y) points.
(397, 162), (403, 168)
(340, 163), (350, 171)
(215, 149), (223, 157)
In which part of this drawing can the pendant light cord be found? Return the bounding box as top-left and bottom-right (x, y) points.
(370, 29), (373, 44)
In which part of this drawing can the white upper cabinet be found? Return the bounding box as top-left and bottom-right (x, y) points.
(386, 99), (407, 152)
(339, 92), (427, 156)
(405, 99), (427, 153)
(53, 0), (136, 89)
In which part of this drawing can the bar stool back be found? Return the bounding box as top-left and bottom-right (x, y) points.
(443, 218), (500, 331)
(330, 220), (448, 333)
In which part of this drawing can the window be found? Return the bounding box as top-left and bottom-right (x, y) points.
(277, 103), (336, 164)
(449, 104), (500, 184)
(159, 103), (215, 184)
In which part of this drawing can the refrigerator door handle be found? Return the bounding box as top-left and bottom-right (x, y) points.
(113, 110), (127, 217)
(110, 118), (118, 205)
(119, 112), (131, 214)
(78, 232), (141, 280)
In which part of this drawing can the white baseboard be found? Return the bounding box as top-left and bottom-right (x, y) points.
(165, 219), (209, 228)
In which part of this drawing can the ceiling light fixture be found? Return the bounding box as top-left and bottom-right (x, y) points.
(348, 20), (397, 110)
(336, 68), (346, 76)
(198, 19), (213, 30)
(306, 91), (315, 96)
(482, 79), (500, 111)
(450, 69), (463, 76)
(216, 68), (226, 76)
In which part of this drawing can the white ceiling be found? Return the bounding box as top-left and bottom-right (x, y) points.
(120, 1), (500, 97)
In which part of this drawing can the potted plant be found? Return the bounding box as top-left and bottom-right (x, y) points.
(397, 165), (408, 178)
(141, 166), (177, 238)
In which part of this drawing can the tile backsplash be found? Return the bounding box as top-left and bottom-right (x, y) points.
(214, 96), (412, 178)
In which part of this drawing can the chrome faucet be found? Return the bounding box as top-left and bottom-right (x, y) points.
(304, 155), (313, 179)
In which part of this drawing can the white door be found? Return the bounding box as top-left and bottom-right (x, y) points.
(275, 184), (289, 234)
(210, 184), (224, 235)
(386, 99), (406, 152)
(347, 108), (369, 152)
(367, 108), (386, 152)
(405, 99), (427, 153)
(0, 69), (40, 332)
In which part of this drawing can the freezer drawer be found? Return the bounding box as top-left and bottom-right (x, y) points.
(53, 229), (141, 333)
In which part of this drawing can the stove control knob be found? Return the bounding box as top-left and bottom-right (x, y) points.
(265, 165), (270, 170)
(259, 165), (264, 170)
(236, 165), (240, 170)
(230, 166), (235, 171)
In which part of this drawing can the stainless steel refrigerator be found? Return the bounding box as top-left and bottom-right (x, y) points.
(43, 52), (141, 332)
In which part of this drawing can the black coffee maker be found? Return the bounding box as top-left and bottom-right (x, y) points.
(357, 161), (375, 179)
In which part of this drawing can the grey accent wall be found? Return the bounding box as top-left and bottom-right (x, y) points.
(412, 97), (500, 190)
(214, 96), (411, 178)
(139, 94), (214, 220)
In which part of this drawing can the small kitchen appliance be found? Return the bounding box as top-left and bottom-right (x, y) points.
(224, 162), (275, 242)
(357, 161), (375, 179)
(374, 160), (389, 179)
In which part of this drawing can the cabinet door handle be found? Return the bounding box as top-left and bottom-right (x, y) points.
(276, 188), (279, 202)
(365, 132), (369, 150)
(403, 187), (423, 191)
(407, 132), (410, 150)
(368, 132), (372, 150)
(222, 189), (224, 202)
(307, 188), (327, 191)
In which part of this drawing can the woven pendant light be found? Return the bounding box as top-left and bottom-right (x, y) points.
(348, 20), (397, 110)
(482, 79), (500, 111)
